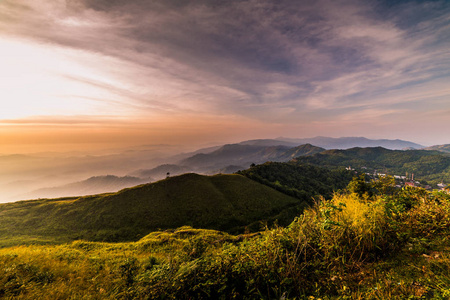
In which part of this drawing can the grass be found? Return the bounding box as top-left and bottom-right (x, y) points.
(0, 178), (449, 299)
(0, 173), (305, 246)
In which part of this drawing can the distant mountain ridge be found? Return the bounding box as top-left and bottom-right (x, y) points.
(18, 175), (149, 200)
(130, 137), (424, 180)
(275, 136), (424, 150)
(179, 143), (325, 171)
(129, 164), (192, 179)
(1, 136), (429, 203)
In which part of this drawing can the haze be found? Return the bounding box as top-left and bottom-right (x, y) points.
(1, 0), (449, 202)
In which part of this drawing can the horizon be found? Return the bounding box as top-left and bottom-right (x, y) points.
(1, 0), (449, 152)
(0, 135), (437, 156)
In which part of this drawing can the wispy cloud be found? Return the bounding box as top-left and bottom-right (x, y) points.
(0, 0), (449, 145)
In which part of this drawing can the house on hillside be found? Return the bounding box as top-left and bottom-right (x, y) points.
(404, 182), (415, 187)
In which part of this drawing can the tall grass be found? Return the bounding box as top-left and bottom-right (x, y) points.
(0, 184), (449, 299)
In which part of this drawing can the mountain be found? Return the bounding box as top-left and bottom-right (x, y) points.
(424, 144), (450, 153)
(277, 144), (326, 160)
(129, 164), (193, 180)
(180, 143), (325, 171)
(18, 175), (149, 200)
(237, 139), (299, 147)
(293, 147), (450, 185)
(0, 173), (305, 245)
(173, 137), (422, 174)
(213, 165), (246, 174)
(276, 136), (424, 150)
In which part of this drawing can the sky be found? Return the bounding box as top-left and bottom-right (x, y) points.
(0, 0), (449, 153)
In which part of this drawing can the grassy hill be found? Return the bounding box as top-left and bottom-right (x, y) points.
(0, 173), (305, 247)
(0, 180), (448, 299)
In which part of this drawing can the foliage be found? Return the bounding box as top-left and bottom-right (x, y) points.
(295, 147), (450, 185)
(1, 178), (449, 299)
(238, 162), (354, 202)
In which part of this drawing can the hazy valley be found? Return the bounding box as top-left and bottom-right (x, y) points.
(0, 136), (435, 203)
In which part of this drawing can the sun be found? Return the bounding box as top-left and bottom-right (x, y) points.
(0, 37), (125, 120)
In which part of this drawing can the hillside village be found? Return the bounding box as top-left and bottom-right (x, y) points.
(346, 166), (448, 191)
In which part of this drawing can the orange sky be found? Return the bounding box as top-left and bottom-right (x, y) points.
(1, 0), (450, 154)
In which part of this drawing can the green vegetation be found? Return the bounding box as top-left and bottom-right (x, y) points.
(0, 177), (449, 299)
(425, 144), (450, 154)
(237, 162), (354, 201)
(0, 173), (305, 246)
(294, 147), (450, 185)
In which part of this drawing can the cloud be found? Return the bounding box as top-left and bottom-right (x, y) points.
(0, 0), (449, 145)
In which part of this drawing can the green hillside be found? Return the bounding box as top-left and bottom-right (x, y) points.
(0, 179), (448, 299)
(238, 162), (354, 201)
(294, 147), (450, 185)
(425, 144), (450, 153)
(0, 173), (305, 247)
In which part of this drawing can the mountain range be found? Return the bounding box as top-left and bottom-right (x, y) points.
(2, 137), (450, 246)
(180, 143), (325, 171)
(274, 136), (424, 150)
(132, 137), (424, 181)
(0, 136), (442, 203)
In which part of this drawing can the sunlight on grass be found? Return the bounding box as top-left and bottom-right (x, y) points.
(0, 180), (449, 299)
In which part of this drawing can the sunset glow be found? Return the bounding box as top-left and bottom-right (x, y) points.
(0, 0), (449, 154)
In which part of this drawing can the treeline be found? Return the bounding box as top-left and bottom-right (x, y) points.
(294, 147), (450, 185)
(237, 162), (354, 202)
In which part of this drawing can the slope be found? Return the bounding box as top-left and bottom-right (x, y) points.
(180, 143), (325, 171)
(425, 144), (450, 153)
(238, 162), (354, 201)
(17, 175), (149, 200)
(294, 147), (450, 184)
(0, 173), (304, 246)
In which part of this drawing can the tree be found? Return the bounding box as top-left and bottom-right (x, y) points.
(373, 175), (396, 195)
(347, 174), (373, 198)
